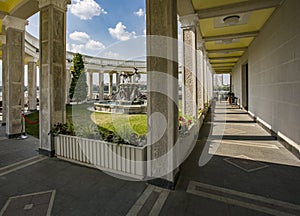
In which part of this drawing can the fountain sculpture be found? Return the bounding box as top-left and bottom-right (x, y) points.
(94, 68), (147, 114)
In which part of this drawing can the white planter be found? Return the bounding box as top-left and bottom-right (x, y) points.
(54, 135), (146, 179)
(179, 114), (205, 163)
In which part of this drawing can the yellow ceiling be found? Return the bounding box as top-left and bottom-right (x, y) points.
(200, 8), (275, 37)
(192, 0), (248, 10)
(0, 0), (23, 13)
(210, 58), (239, 63)
(208, 51), (245, 58)
(193, 0), (278, 74)
(205, 37), (254, 51)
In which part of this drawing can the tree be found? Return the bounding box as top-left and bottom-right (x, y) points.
(69, 53), (88, 103)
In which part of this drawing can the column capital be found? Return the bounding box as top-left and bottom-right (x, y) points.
(179, 14), (199, 29)
(2, 16), (28, 31)
(27, 56), (38, 63)
(196, 40), (205, 50)
(39, 0), (71, 11)
(0, 35), (6, 44)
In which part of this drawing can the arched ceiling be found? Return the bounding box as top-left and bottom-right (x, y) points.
(179, 0), (285, 74)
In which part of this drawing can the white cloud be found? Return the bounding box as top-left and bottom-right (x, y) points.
(108, 22), (137, 41)
(70, 0), (107, 20)
(67, 31), (105, 54)
(86, 39), (105, 50)
(69, 31), (90, 42)
(134, 8), (145, 17)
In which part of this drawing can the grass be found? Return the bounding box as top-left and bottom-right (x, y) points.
(25, 104), (147, 138)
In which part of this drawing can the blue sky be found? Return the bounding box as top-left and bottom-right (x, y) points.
(27, 0), (147, 58)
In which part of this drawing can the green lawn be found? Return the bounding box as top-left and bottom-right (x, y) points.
(25, 104), (147, 138)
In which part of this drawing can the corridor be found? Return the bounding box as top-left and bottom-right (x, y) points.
(159, 101), (300, 215)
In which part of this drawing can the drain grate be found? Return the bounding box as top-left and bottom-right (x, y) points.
(224, 155), (269, 172)
(0, 190), (56, 216)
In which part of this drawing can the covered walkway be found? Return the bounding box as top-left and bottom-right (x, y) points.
(1, 101), (300, 215)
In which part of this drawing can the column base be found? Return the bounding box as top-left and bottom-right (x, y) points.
(6, 133), (22, 139)
(39, 148), (55, 157)
(147, 170), (180, 190)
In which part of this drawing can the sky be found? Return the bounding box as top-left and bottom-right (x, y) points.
(27, 0), (147, 59)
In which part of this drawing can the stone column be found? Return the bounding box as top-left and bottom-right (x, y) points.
(98, 71), (104, 100)
(146, 0), (179, 189)
(27, 58), (38, 111)
(203, 53), (208, 105)
(88, 72), (93, 100)
(2, 16), (27, 137)
(180, 14), (198, 118)
(108, 72), (113, 96)
(116, 72), (121, 89)
(66, 67), (71, 104)
(39, 0), (70, 156)
(196, 41), (204, 110)
(0, 34), (7, 126)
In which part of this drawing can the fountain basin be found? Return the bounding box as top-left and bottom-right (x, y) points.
(94, 101), (146, 114)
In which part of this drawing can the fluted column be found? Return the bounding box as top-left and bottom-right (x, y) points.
(2, 16), (27, 137)
(27, 58), (38, 111)
(0, 34), (7, 126)
(39, 0), (70, 156)
(98, 71), (104, 100)
(180, 14), (198, 118)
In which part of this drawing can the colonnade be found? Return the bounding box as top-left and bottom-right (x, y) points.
(1, 0), (214, 187)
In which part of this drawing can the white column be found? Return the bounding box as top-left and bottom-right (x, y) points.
(39, 0), (70, 156)
(108, 72), (113, 96)
(116, 72), (121, 89)
(196, 41), (204, 110)
(88, 72), (93, 100)
(0, 34), (7, 126)
(146, 0), (179, 189)
(203, 52), (208, 105)
(66, 66), (71, 104)
(180, 14), (198, 118)
(27, 58), (38, 111)
(98, 71), (104, 100)
(2, 16), (27, 137)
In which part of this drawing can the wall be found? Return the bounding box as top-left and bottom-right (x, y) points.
(232, 1), (300, 151)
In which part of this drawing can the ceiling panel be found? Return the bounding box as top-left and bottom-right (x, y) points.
(192, 0), (248, 10)
(205, 37), (254, 50)
(199, 8), (275, 37)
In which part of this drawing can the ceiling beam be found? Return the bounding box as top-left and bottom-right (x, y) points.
(197, 0), (283, 19)
(210, 56), (241, 60)
(213, 66), (233, 68)
(211, 62), (237, 65)
(177, 0), (195, 16)
(203, 31), (259, 42)
(208, 47), (247, 53)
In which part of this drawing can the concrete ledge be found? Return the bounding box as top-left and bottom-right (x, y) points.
(39, 148), (55, 157)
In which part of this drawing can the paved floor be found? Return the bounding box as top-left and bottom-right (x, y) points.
(0, 101), (300, 215)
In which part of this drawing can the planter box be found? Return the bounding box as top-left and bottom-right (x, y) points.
(54, 135), (146, 179)
(178, 114), (205, 163)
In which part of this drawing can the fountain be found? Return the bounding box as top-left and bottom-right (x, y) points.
(94, 68), (147, 114)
